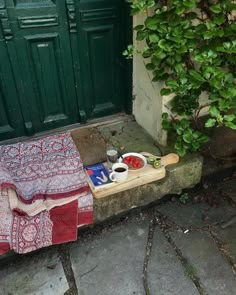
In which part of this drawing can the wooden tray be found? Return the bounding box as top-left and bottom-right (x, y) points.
(88, 152), (179, 199)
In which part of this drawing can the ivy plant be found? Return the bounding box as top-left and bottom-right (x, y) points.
(124, 0), (236, 156)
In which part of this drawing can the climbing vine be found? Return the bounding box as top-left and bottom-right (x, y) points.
(124, 0), (236, 156)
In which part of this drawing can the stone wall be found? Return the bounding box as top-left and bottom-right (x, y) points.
(132, 13), (210, 146)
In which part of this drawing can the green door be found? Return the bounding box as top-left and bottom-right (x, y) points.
(5, 0), (78, 135)
(0, 0), (131, 141)
(75, 0), (130, 120)
(0, 1), (25, 139)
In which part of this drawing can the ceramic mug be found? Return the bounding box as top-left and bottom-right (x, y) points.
(109, 163), (128, 182)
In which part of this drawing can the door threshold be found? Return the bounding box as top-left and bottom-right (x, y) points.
(0, 113), (134, 145)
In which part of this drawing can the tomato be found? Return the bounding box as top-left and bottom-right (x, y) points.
(123, 155), (144, 169)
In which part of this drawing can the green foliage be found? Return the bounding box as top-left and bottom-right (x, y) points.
(125, 0), (236, 156)
(179, 192), (190, 204)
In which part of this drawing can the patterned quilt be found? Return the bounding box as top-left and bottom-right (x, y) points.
(0, 133), (93, 254)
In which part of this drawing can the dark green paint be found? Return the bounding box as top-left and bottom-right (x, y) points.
(0, 0), (132, 141)
(77, 0), (129, 119)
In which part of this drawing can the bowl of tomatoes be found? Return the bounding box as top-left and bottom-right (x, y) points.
(119, 152), (147, 171)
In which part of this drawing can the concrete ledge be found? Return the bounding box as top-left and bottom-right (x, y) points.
(94, 153), (203, 223)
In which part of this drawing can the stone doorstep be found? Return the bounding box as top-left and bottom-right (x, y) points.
(93, 153), (203, 223)
(71, 120), (203, 223)
(0, 120), (203, 260)
(73, 120), (203, 223)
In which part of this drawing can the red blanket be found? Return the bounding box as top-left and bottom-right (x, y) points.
(0, 133), (93, 255)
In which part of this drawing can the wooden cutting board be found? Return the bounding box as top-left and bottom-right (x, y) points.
(88, 152), (179, 199)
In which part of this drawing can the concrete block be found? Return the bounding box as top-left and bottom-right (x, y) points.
(94, 154), (203, 223)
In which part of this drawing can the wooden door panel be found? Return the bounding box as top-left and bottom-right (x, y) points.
(13, 0), (56, 8)
(81, 24), (116, 115)
(5, 0), (79, 133)
(0, 40), (25, 139)
(24, 33), (73, 127)
(78, 0), (123, 119)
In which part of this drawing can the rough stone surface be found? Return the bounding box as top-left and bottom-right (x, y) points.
(94, 153), (203, 223)
(0, 249), (68, 295)
(71, 220), (149, 295)
(98, 121), (167, 156)
(148, 228), (199, 295)
(219, 178), (236, 202)
(69, 121), (203, 224)
(71, 128), (107, 166)
(158, 194), (236, 228)
(214, 225), (236, 265)
(171, 231), (236, 295)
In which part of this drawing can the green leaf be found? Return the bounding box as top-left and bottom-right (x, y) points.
(169, 14), (181, 26)
(174, 141), (182, 150)
(162, 120), (171, 130)
(228, 86), (236, 97)
(189, 70), (205, 82)
(176, 146), (186, 157)
(225, 121), (236, 130)
(153, 72), (169, 81)
(183, 0), (196, 9)
(149, 33), (159, 43)
(134, 25), (144, 31)
(175, 64), (184, 74)
(198, 134), (209, 143)
(145, 63), (155, 70)
(183, 133), (192, 143)
(209, 105), (220, 117)
(145, 17), (158, 30)
(219, 99), (230, 110)
(160, 88), (172, 96)
(192, 141), (200, 150)
(185, 30), (195, 39)
(219, 89), (231, 99)
(210, 4), (222, 14)
(162, 112), (168, 120)
(216, 29), (224, 37)
(180, 119), (190, 128)
(213, 14), (225, 25)
(166, 80), (179, 88)
(176, 6), (185, 15)
(136, 30), (146, 41)
(176, 127), (184, 135)
(224, 114), (235, 122)
(205, 118), (216, 128)
(203, 31), (213, 39)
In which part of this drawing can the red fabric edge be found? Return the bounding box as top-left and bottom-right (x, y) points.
(50, 200), (78, 244)
(77, 211), (94, 227)
(0, 243), (10, 255)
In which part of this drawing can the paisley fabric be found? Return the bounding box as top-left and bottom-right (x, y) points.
(0, 189), (12, 254)
(0, 133), (93, 255)
(0, 133), (89, 203)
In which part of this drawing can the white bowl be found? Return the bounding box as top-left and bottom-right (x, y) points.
(118, 152), (147, 171)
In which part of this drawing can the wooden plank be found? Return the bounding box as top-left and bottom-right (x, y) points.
(88, 164), (165, 199)
(87, 152), (179, 199)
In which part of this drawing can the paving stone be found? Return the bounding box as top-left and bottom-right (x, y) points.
(213, 225), (236, 265)
(158, 195), (236, 229)
(0, 250), (68, 295)
(219, 178), (236, 202)
(71, 220), (149, 295)
(171, 231), (236, 295)
(148, 228), (199, 295)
